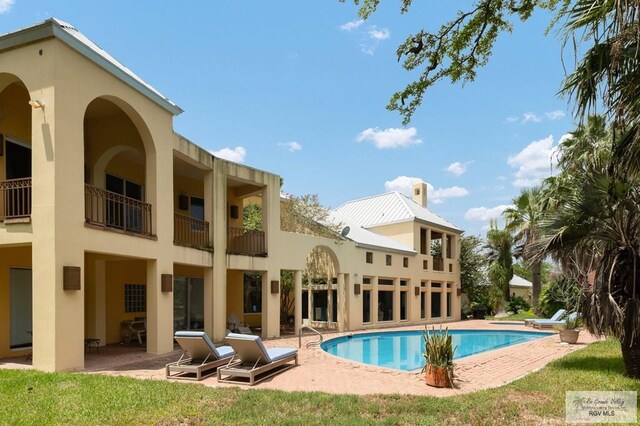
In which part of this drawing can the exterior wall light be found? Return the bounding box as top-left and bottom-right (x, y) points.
(28, 99), (45, 109)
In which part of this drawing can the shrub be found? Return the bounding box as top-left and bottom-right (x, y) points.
(507, 296), (530, 313)
(538, 276), (580, 317)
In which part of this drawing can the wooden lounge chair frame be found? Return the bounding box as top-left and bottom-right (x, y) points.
(165, 331), (236, 381)
(217, 352), (298, 385)
(217, 333), (298, 385)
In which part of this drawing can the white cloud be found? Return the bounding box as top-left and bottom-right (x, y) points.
(368, 27), (390, 40)
(464, 205), (512, 222)
(522, 112), (541, 123)
(506, 116), (520, 123)
(545, 110), (566, 120)
(507, 135), (559, 187)
(384, 176), (424, 193)
(340, 19), (364, 31)
(279, 141), (302, 152)
(430, 186), (469, 204)
(445, 161), (472, 176)
(0, 0), (14, 14)
(384, 176), (468, 204)
(356, 127), (422, 149)
(211, 146), (246, 163)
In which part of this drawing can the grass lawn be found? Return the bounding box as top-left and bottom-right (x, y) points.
(0, 339), (638, 425)
(486, 310), (539, 321)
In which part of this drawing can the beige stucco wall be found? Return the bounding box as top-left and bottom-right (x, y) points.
(0, 25), (463, 372)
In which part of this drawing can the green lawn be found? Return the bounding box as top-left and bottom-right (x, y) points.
(486, 310), (539, 321)
(0, 339), (638, 425)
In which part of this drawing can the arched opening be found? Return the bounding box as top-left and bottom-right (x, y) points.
(301, 245), (341, 329)
(0, 74), (33, 360)
(83, 97), (154, 236)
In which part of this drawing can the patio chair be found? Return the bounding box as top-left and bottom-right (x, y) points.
(217, 333), (298, 385)
(524, 309), (566, 327)
(166, 331), (236, 381)
(531, 312), (577, 330)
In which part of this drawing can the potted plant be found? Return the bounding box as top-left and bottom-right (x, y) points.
(421, 325), (455, 388)
(558, 313), (582, 344)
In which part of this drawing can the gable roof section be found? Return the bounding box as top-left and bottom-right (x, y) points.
(0, 18), (182, 115)
(510, 275), (532, 288)
(326, 210), (415, 254)
(335, 192), (462, 232)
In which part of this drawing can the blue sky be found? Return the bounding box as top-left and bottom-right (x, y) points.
(0, 1), (573, 236)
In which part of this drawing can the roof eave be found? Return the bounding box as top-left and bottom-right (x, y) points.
(0, 20), (183, 116)
(353, 241), (416, 255)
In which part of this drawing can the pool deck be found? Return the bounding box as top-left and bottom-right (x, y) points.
(1, 320), (600, 396)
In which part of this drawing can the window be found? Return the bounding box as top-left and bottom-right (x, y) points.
(446, 292), (452, 317)
(366, 252), (373, 264)
(431, 292), (442, 318)
(400, 291), (407, 320)
(378, 290), (394, 321)
(400, 280), (408, 287)
(431, 282), (442, 288)
(313, 290), (328, 321)
(420, 228), (427, 254)
(403, 257), (409, 268)
(363, 277), (372, 285)
(125, 284), (146, 313)
(363, 290), (371, 323)
(420, 291), (427, 319)
(378, 278), (394, 286)
(243, 273), (262, 314)
(423, 260), (428, 270)
(449, 264), (453, 273)
(421, 281), (427, 287)
(385, 255), (392, 266)
(106, 173), (144, 232)
(190, 197), (205, 231)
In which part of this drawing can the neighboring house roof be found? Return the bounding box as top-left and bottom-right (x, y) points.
(510, 275), (533, 288)
(0, 18), (182, 115)
(335, 192), (462, 232)
(326, 210), (416, 255)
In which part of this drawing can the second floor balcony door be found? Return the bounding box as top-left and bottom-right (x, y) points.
(105, 173), (144, 233)
(3, 140), (31, 220)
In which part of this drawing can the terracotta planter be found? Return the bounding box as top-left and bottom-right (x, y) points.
(559, 329), (580, 344)
(425, 364), (453, 388)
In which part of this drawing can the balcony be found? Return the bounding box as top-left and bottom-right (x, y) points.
(84, 184), (153, 237)
(433, 256), (445, 272)
(227, 227), (266, 257)
(174, 213), (211, 249)
(0, 178), (32, 222)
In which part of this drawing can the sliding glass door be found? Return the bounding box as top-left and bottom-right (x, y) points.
(173, 277), (204, 332)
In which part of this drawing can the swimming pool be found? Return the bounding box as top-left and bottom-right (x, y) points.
(321, 329), (553, 371)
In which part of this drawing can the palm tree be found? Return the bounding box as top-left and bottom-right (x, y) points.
(504, 187), (543, 314)
(485, 220), (514, 311)
(536, 117), (640, 378)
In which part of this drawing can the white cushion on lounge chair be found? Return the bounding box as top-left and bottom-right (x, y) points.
(174, 330), (234, 360)
(225, 333), (297, 364)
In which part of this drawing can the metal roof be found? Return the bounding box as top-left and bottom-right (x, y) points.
(326, 210), (416, 254)
(510, 275), (533, 288)
(0, 18), (183, 115)
(335, 192), (463, 232)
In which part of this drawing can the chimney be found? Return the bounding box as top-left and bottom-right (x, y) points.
(412, 181), (428, 208)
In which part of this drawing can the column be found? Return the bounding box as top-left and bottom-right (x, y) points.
(211, 162), (227, 341)
(294, 270), (303, 334)
(337, 273), (346, 331)
(372, 276), (379, 324)
(146, 258), (174, 354)
(203, 267), (214, 337)
(261, 269), (281, 338)
(426, 280), (432, 320)
(93, 259), (107, 345)
(393, 277), (400, 322)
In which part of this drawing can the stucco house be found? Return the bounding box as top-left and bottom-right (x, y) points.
(0, 18), (463, 372)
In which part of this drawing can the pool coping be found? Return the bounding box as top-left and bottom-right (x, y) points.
(319, 327), (557, 374)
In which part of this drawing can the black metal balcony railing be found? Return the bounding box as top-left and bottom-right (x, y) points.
(227, 227), (266, 256)
(433, 256), (445, 272)
(0, 178), (32, 221)
(85, 184), (152, 236)
(174, 213), (210, 248)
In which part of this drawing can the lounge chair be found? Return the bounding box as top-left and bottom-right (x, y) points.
(166, 331), (236, 381)
(217, 333), (298, 385)
(524, 309), (566, 326)
(531, 312), (577, 330)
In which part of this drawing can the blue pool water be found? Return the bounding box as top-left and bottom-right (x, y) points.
(321, 330), (553, 371)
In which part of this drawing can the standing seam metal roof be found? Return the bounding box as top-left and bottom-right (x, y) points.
(335, 191), (462, 232)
